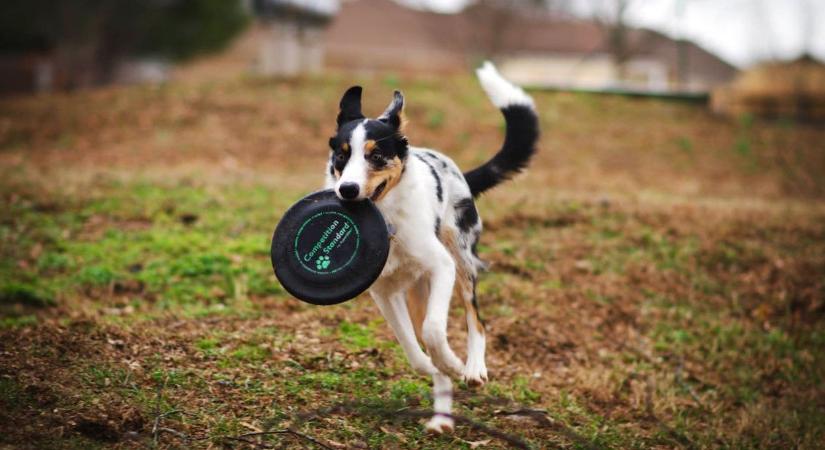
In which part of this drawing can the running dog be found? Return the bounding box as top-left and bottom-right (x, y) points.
(324, 62), (539, 433)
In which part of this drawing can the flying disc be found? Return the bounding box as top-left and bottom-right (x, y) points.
(271, 189), (390, 305)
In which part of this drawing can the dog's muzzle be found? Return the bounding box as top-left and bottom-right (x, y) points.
(338, 182), (360, 200)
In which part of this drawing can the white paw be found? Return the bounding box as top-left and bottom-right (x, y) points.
(425, 414), (454, 434)
(462, 359), (488, 387)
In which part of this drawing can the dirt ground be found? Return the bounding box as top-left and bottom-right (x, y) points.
(1, 73), (824, 449)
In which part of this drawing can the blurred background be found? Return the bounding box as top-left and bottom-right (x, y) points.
(2, 0), (825, 121)
(1, 1), (824, 449)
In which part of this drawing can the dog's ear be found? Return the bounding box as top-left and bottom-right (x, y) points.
(337, 86), (365, 127)
(378, 90), (405, 131)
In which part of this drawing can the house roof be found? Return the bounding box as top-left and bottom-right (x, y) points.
(324, 0), (464, 70)
(253, 0), (338, 23)
(324, 0), (736, 83)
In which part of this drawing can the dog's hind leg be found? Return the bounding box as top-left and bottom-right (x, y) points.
(460, 275), (487, 386)
(405, 278), (428, 344)
(440, 227), (488, 386)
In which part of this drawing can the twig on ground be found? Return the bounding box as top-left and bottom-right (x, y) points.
(675, 357), (705, 409)
(298, 400), (532, 449)
(494, 408), (599, 450)
(225, 428), (335, 449)
(157, 427), (190, 441)
(224, 435), (271, 448)
(151, 377), (168, 444)
(152, 410), (192, 444)
(495, 408), (554, 429)
(448, 413), (531, 450)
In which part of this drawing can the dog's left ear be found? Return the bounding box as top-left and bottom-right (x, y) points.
(337, 86), (365, 128)
(378, 90), (405, 131)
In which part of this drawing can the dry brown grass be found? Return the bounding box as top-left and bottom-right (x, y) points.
(1, 73), (823, 449)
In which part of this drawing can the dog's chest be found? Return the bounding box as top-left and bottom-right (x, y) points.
(369, 181), (432, 293)
(384, 234), (417, 271)
(369, 209), (426, 295)
(368, 240), (420, 296)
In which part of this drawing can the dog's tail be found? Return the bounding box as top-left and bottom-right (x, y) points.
(464, 62), (539, 198)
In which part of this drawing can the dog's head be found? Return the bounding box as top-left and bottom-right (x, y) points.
(328, 86), (408, 202)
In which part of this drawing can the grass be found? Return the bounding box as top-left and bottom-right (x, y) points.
(0, 71), (824, 449)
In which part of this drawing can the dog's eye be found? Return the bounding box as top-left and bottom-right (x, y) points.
(336, 153), (346, 162)
(370, 153), (382, 162)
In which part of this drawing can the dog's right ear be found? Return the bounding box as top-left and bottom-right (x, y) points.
(378, 90), (405, 131)
(337, 86), (365, 128)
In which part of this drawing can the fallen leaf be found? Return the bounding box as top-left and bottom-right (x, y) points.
(467, 439), (492, 448)
(240, 421), (262, 432)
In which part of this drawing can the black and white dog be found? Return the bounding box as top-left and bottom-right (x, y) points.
(324, 62), (538, 432)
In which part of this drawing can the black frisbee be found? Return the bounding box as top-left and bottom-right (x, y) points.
(271, 189), (390, 305)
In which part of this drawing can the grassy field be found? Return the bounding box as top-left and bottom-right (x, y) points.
(1, 72), (824, 449)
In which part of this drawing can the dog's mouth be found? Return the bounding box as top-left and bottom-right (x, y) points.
(370, 181), (388, 201)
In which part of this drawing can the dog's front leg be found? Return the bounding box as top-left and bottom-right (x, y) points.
(371, 291), (437, 376)
(417, 242), (464, 378)
(371, 290), (455, 433)
(428, 372), (454, 433)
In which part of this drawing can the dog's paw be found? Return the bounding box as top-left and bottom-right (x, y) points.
(422, 323), (465, 378)
(462, 360), (488, 387)
(425, 415), (454, 434)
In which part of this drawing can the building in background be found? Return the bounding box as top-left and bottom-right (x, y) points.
(324, 0), (464, 73)
(1, 0), (737, 95)
(324, 0), (737, 94)
(172, 0), (338, 81)
(251, 0), (337, 76)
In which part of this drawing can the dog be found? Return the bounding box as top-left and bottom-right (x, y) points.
(324, 62), (538, 433)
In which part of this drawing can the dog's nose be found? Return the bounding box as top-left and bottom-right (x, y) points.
(338, 182), (360, 200)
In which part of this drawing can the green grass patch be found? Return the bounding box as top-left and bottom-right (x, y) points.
(0, 315), (38, 328)
(0, 282), (54, 308)
(338, 321), (377, 350)
(230, 343), (270, 362)
(0, 378), (31, 412)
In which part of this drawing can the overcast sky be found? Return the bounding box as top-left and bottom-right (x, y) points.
(397, 0), (825, 67)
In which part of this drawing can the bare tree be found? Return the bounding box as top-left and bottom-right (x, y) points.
(607, 0), (631, 78)
(466, 0), (556, 58)
(581, 0), (633, 79)
(801, 0), (815, 57)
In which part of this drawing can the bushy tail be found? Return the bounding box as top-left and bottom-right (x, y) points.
(464, 62), (539, 197)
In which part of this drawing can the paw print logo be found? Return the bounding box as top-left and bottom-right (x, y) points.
(315, 255), (331, 270)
